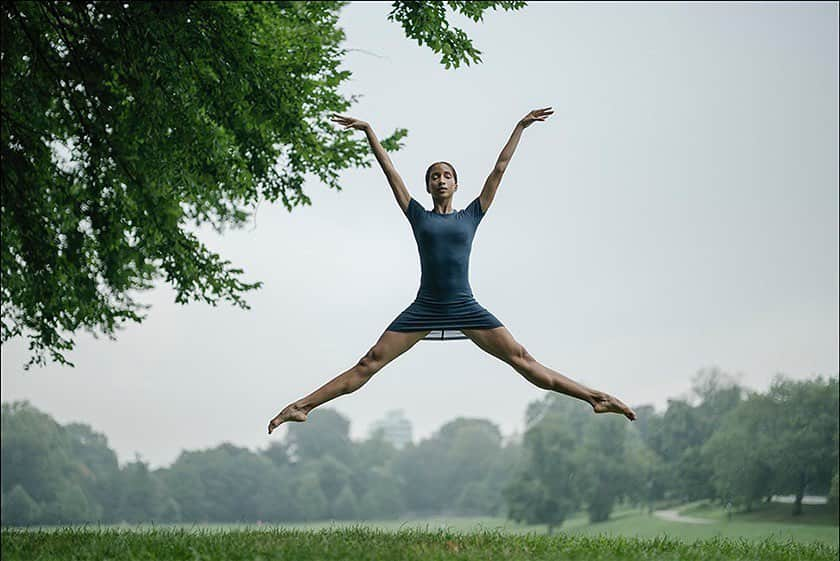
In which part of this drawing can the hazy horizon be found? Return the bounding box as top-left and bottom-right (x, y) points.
(2, 1), (838, 469)
(3, 367), (837, 470)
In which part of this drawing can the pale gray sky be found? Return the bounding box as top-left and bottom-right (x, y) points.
(2, 1), (838, 468)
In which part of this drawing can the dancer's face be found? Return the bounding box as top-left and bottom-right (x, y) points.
(427, 163), (458, 199)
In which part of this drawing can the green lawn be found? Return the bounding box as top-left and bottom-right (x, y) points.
(561, 509), (838, 547)
(1, 527), (836, 561)
(680, 500), (838, 525)
(251, 504), (838, 548)
(5, 503), (837, 559)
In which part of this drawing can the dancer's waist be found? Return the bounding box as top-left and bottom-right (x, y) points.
(415, 286), (475, 305)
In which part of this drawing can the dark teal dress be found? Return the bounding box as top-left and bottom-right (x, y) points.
(387, 196), (503, 341)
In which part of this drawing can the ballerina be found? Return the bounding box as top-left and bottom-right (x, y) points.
(268, 107), (635, 434)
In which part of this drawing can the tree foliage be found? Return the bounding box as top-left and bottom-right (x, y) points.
(0, 0), (527, 368)
(703, 393), (777, 510)
(387, 1), (526, 70)
(702, 377), (839, 515)
(504, 395), (647, 530)
(640, 367), (745, 502)
(393, 417), (513, 515)
(762, 377), (837, 514)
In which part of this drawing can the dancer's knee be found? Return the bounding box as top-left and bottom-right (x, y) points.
(356, 347), (383, 376)
(509, 344), (536, 371)
(511, 349), (553, 389)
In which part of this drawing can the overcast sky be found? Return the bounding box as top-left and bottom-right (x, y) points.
(2, 1), (838, 469)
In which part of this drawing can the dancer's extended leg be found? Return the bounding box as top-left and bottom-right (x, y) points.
(267, 329), (430, 434)
(461, 326), (636, 420)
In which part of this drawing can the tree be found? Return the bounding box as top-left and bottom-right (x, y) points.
(455, 479), (498, 515)
(331, 484), (359, 520)
(503, 397), (582, 534)
(295, 471), (329, 521)
(0, 400), (102, 522)
(284, 408), (357, 467)
(315, 454), (353, 505)
(437, 418), (504, 513)
(358, 468), (404, 520)
(637, 367), (744, 502)
(1, 402), (69, 503)
(63, 422), (121, 519)
(479, 437), (524, 517)
(386, 1), (527, 70)
(250, 462), (294, 523)
(575, 416), (631, 523)
(765, 376), (838, 515)
(157, 450), (212, 522)
(348, 431), (398, 505)
(262, 441), (292, 469)
(2, 485), (41, 526)
(114, 458), (169, 523)
(159, 442), (281, 522)
(354, 431), (398, 471)
(393, 438), (448, 514)
(622, 422), (665, 513)
(503, 474), (558, 529)
(702, 376), (839, 515)
(393, 417), (506, 515)
(1, 1), (527, 368)
(44, 482), (101, 523)
(702, 393), (776, 511)
(504, 394), (656, 528)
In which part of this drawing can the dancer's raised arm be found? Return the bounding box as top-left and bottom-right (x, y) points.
(479, 107), (554, 214)
(331, 114), (411, 214)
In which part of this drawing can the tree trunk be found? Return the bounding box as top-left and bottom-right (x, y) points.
(793, 472), (806, 516)
(547, 523), (554, 535)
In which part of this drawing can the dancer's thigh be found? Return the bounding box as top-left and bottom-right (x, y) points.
(460, 326), (530, 366)
(360, 330), (431, 371)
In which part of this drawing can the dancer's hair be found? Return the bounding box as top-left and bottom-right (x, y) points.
(425, 161), (458, 189)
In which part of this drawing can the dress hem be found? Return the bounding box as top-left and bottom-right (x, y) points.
(387, 325), (503, 341)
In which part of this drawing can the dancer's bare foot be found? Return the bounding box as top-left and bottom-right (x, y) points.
(267, 403), (308, 434)
(590, 391), (636, 421)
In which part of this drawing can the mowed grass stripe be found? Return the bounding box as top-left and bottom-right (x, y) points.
(2, 528), (837, 561)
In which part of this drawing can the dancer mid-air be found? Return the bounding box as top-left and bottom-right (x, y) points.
(268, 107), (636, 434)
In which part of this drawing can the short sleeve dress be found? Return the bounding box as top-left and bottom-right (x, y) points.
(386, 195), (504, 341)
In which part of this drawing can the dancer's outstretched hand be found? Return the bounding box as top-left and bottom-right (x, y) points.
(331, 114), (369, 131)
(518, 107), (554, 129)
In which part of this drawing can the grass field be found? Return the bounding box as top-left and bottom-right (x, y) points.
(561, 509), (838, 547)
(2, 526), (837, 561)
(3, 504), (837, 560)
(236, 504), (839, 548)
(680, 500), (838, 526)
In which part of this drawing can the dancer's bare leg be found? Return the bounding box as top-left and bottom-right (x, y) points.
(268, 329), (430, 434)
(461, 326), (636, 420)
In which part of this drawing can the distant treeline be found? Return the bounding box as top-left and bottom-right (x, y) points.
(1, 369), (837, 529)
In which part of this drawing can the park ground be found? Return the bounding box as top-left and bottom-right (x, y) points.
(3, 502), (837, 560)
(237, 501), (839, 547)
